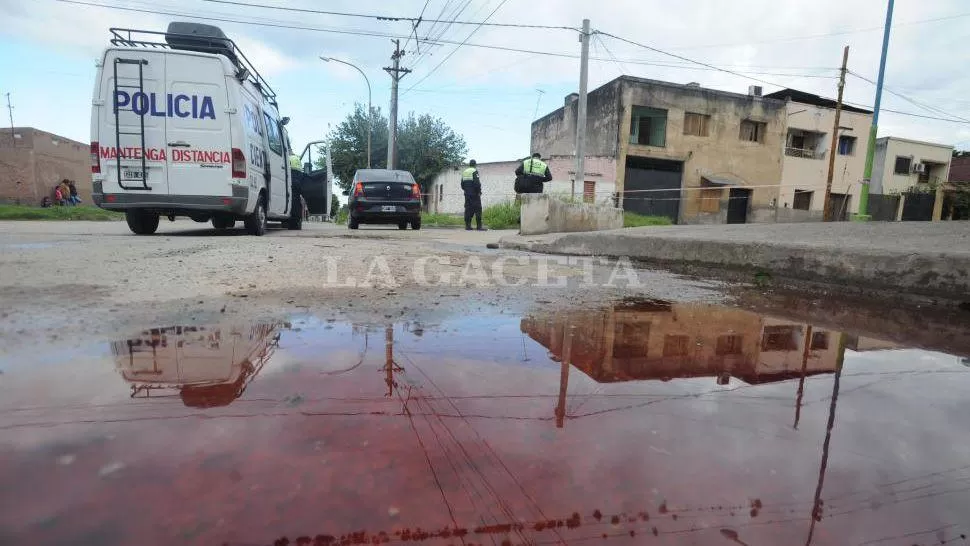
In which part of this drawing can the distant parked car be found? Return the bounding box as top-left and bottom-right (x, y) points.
(345, 169), (422, 230)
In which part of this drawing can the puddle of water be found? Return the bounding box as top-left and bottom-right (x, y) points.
(1, 301), (969, 546)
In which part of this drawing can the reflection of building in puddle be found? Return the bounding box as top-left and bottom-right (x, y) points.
(111, 324), (284, 407)
(522, 300), (841, 385)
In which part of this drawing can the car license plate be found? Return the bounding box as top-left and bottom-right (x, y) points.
(123, 170), (145, 180)
(381, 205), (396, 212)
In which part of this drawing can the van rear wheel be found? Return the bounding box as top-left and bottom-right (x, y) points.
(244, 195), (267, 236)
(125, 211), (160, 235)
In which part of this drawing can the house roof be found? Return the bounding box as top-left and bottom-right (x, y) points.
(763, 88), (873, 115)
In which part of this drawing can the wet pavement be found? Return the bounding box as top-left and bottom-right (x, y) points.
(2, 300), (970, 546)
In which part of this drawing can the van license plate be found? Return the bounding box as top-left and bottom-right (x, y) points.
(381, 205), (396, 212)
(123, 170), (145, 180)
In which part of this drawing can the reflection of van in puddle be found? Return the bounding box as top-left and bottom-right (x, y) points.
(111, 324), (282, 407)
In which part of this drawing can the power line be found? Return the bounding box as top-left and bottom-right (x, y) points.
(843, 100), (970, 124)
(846, 70), (970, 124)
(407, 0), (474, 71)
(403, 0), (433, 53)
(200, 0), (578, 30)
(404, 0), (511, 94)
(664, 11), (970, 51)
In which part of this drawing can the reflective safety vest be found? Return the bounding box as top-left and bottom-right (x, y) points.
(522, 158), (547, 176)
(461, 167), (478, 181)
(289, 154), (302, 170)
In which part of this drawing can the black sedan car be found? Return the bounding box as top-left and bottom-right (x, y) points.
(346, 169), (422, 230)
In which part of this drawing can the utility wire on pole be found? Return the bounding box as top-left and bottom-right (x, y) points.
(858, 0), (895, 220)
(574, 19), (591, 201)
(823, 46), (849, 222)
(384, 40), (411, 170)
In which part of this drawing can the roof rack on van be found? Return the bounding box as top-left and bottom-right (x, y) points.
(108, 26), (278, 106)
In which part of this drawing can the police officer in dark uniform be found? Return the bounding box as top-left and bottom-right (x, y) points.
(461, 159), (485, 231)
(514, 152), (552, 194)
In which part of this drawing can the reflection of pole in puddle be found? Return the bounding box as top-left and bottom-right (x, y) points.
(804, 332), (847, 546)
(555, 324), (574, 429)
(794, 325), (813, 429)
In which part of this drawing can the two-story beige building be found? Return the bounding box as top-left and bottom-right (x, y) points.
(765, 89), (873, 221)
(532, 77), (787, 224)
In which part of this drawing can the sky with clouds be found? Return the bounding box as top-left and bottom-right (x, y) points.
(1, 0), (969, 163)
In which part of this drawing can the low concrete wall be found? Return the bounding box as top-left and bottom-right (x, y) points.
(775, 207), (824, 223)
(520, 194), (623, 236)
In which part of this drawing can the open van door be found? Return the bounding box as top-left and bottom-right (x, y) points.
(298, 140), (331, 217)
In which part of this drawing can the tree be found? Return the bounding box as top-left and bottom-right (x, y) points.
(325, 104), (467, 196)
(325, 103), (389, 192)
(397, 112), (468, 199)
(330, 194), (340, 217)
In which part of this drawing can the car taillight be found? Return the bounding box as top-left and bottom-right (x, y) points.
(411, 183), (421, 199)
(353, 182), (364, 197)
(90, 142), (101, 174)
(231, 148), (246, 179)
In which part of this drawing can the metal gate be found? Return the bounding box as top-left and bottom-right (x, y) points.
(623, 156), (682, 223)
(901, 192), (935, 221)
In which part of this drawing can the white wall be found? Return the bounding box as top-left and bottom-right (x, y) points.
(778, 104), (871, 214)
(872, 137), (953, 195)
(429, 156), (617, 214)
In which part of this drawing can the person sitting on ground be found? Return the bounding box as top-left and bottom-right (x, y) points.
(67, 180), (81, 205)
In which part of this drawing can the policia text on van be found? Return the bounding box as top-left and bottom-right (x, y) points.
(91, 23), (309, 236)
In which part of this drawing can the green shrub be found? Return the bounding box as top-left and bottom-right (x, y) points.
(421, 212), (464, 227)
(483, 200), (521, 229)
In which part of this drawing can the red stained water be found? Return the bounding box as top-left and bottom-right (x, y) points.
(1, 303), (969, 545)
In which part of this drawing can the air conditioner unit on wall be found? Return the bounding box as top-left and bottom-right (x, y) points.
(913, 162), (926, 174)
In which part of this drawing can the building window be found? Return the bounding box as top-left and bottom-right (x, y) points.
(683, 112), (710, 137)
(761, 325), (800, 352)
(739, 119), (767, 143)
(786, 129), (825, 159)
(583, 181), (596, 203)
(811, 331), (829, 351)
(716, 334), (744, 355)
(700, 187), (721, 213)
(663, 335), (690, 357)
(838, 135), (857, 156)
(630, 106), (667, 147)
(793, 190), (813, 211)
(918, 163), (931, 184)
(894, 156), (912, 175)
(613, 321), (650, 358)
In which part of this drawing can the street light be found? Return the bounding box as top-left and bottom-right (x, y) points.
(320, 56), (372, 169)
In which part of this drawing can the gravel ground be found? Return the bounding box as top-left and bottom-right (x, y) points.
(0, 220), (728, 352)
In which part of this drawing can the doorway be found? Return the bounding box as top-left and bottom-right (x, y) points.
(727, 188), (752, 224)
(623, 156), (683, 223)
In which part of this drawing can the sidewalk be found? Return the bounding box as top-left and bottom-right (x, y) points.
(500, 221), (970, 301)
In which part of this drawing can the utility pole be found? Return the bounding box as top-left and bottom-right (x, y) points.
(5, 93), (13, 146)
(574, 19), (591, 198)
(384, 40), (411, 170)
(858, 0), (895, 220)
(823, 46), (849, 222)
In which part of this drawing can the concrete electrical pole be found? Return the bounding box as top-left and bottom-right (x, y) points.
(823, 46), (849, 222)
(858, 0), (895, 220)
(574, 19), (591, 199)
(384, 40), (411, 170)
(5, 93), (13, 146)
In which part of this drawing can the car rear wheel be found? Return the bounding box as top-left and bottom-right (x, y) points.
(348, 216), (359, 230)
(244, 195), (267, 236)
(125, 211), (160, 235)
(398, 221), (408, 230)
(212, 216), (235, 229)
(410, 217), (421, 230)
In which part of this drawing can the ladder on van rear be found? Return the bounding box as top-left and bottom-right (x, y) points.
(112, 57), (150, 190)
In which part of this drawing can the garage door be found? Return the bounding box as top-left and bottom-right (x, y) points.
(623, 156), (683, 223)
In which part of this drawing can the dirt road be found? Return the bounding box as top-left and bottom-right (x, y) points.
(0, 220), (724, 351)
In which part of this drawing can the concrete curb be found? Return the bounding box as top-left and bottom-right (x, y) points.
(499, 227), (970, 301)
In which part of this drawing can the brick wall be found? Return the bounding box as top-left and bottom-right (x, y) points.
(0, 128), (91, 205)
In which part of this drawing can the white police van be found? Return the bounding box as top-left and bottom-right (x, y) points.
(91, 22), (304, 235)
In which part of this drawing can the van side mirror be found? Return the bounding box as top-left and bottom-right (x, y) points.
(280, 116), (291, 126)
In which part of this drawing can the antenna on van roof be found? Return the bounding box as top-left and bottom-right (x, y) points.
(108, 24), (278, 106)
